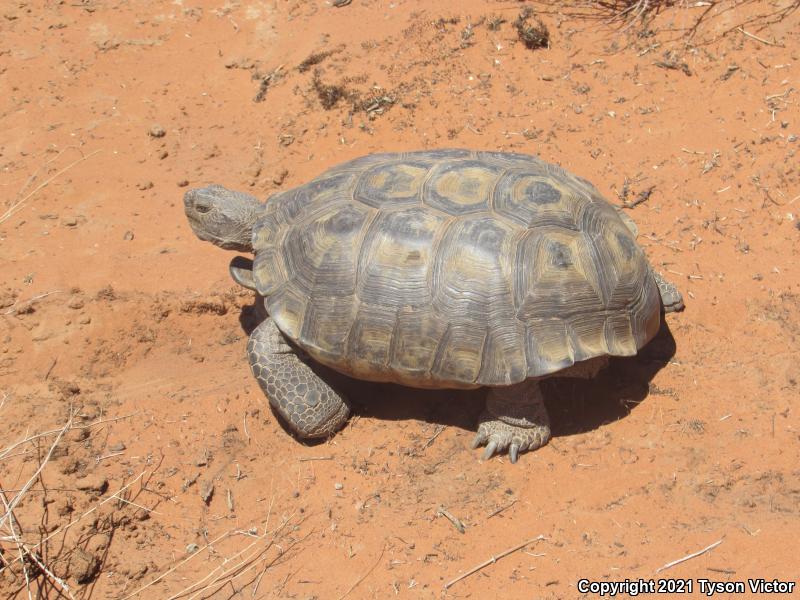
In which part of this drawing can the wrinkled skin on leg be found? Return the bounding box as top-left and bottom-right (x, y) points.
(248, 318), (350, 438)
(472, 380), (551, 463)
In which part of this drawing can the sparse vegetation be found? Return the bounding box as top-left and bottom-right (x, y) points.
(297, 46), (344, 73)
(514, 8), (550, 50)
(312, 69), (350, 110)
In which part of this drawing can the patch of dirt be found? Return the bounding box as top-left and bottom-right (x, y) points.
(1, 1), (799, 598)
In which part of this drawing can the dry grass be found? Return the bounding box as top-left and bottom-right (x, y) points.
(532, 0), (800, 43)
(0, 403), (310, 598)
(0, 147), (103, 226)
(0, 408), (144, 599)
(122, 513), (310, 599)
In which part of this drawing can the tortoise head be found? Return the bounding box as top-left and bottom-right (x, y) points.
(184, 185), (261, 252)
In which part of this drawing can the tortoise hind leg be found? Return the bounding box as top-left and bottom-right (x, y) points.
(248, 318), (350, 439)
(472, 380), (551, 463)
(652, 271), (685, 313)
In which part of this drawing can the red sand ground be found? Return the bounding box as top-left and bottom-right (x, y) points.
(2, 1), (799, 598)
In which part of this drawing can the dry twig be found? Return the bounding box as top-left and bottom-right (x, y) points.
(737, 26), (783, 46)
(336, 544), (386, 600)
(486, 499), (517, 519)
(654, 538), (724, 573)
(1, 412), (139, 461)
(3, 471), (148, 571)
(179, 523), (311, 600)
(2, 291), (63, 316)
(444, 534), (546, 589)
(120, 528), (236, 599)
(623, 186), (655, 208)
(1, 148), (103, 225)
(421, 425), (445, 451)
(0, 413), (73, 530)
(437, 506), (466, 534)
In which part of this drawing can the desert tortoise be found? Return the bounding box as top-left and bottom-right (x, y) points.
(184, 149), (683, 463)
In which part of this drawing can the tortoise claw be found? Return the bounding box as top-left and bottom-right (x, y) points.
(482, 440), (499, 461)
(471, 410), (550, 464)
(509, 444), (520, 464)
(470, 431), (488, 450)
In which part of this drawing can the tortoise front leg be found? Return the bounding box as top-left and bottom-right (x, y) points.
(471, 380), (551, 463)
(247, 318), (351, 439)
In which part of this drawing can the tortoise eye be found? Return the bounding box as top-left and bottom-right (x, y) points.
(195, 202), (212, 214)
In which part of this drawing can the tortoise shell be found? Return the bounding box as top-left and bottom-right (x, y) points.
(251, 149), (660, 389)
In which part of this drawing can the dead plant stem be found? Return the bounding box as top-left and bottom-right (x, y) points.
(444, 535), (546, 589)
(0, 149), (103, 225)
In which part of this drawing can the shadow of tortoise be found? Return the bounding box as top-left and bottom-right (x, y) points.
(237, 299), (677, 445)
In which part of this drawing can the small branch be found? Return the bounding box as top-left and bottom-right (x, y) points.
(654, 538), (724, 574)
(437, 506), (466, 534)
(44, 357), (59, 381)
(421, 425), (445, 451)
(180, 524), (311, 600)
(6, 471), (147, 568)
(444, 534), (546, 589)
(119, 528), (236, 599)
(2, 291), (63, 316)
(0, 487), (33, 600)
(737, 27), (783, 47)
(337, 544), (386, 600)
(19, 546), (77, 600)
(486, 499), (517, 519)
(623, 186), (655, 209)
(0, 412), (139, 461)
(765, 88), (793, 101)
(0, 413), (73, 530)
(242, 412), (250, 442)
(134, 521), (301, 600)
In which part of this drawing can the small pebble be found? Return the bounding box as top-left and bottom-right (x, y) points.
(158, 149), (169, 159)
(200, 480), (214, 504)
(123, 230), (135, 241)
(134, 508), (150, 522)
(72, 548), (100, 584)
(272, 169), (289, 186)
(788, 134), (797, 143)
(177, 179), (189, 187)
(137, 181), (154, 191)
(75, 474), (109, 495)
(149, 124), (166, 138)
(186, 543), (199, 554)
(62, 216), (78, 227)
(67, 297), (84, 310)
(54, 497), (74, 516)
(70, 428), (90, 442)
(79, 315), (92, 324)
(334, 482), (343, 490)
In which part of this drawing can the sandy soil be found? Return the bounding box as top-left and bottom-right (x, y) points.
(2, 1), (799, 598)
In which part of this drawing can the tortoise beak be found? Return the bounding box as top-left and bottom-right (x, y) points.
(183, 188), (218, 244)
